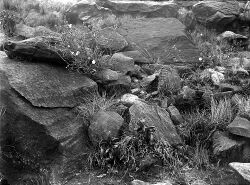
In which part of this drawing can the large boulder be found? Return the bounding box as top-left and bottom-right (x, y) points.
(3, 37), (68, 65)
(129, 101), (182, 145)
(192, 1), (241, 32)
(99, 0), (179, 18)
(0, 55), (97, 163)
(65, 0), (112, 24)
(117, 17), (200, 66)
(88, 110), (124, 146)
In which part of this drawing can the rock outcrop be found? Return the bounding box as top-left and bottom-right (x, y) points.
(0, 55), (97, 162)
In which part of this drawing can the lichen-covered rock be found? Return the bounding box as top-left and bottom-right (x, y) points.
(88, 110), (124, 146)
(94, 27), (128, 51)
(129, 101), (182, 145)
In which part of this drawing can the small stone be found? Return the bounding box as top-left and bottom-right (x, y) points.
(140, 74), (157, 88)
(95, 68), (119, 83)
(108, 53), (136, 74)
(89, 110), (124, 146)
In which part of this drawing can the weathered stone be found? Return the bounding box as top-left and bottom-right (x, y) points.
(107, 53), (136, 73)
(65, 0), (111, 24)
(167, 105), (184, 125)
(229, 162), (250, 183)
(131, 180), (172, 185)
(227, 116), (250, 138)
(129, 101), (182, 145)
(3, 37), (68, 65)
(95, 68), (119, 83)
(94, 27), (128, 51)
(0, 57), (97, 108)
(192, 1), (241, 32)
(117, 17), (199, 66)
(140, 74), (157, 88)
(120, 93), (142, 106)
(99, 0), (179, 19)
(88, 110), (124, 146)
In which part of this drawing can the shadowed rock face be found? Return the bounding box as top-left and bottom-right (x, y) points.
(117, 17), (200, 66)
(0, 54), (98, 182)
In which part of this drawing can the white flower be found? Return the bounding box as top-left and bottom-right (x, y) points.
(68, 24), (72, 28)
(92, 60), (96, 64)
(199, 57), (203, 61)
(75, 51), (80, 56)
(67, 45), (70, 48)
(70, 51), (74, 55)
(200, 33), (203, 36)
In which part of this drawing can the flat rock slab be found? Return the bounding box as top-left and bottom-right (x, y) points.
(229, 162), (250, 183)
(129, 101), (182, 145)
(117, 17), (199, 66)
(0, 57), (97, 108)
(99, 0), (179, 18)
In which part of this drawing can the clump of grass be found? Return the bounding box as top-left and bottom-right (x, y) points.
(48, 24), (105, 75)
(88, 122), (184, 174)
(77, 92), (118, 122)
(210, 98), (233, 127)
(233, 95), (250, 118)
